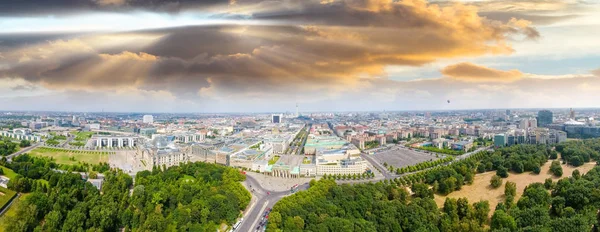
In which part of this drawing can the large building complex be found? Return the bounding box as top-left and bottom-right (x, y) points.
(94, 135), (140, 148)
(137, 135), (190, 169)
(0, 129), (42, 142)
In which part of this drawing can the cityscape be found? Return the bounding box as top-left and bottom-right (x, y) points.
(1, 0), (600, 232)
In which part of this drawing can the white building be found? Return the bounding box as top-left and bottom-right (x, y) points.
(94, 136), (139, 148)
(315, 149), (367, 176)
(143, 115), (154, 124)
(0, 129), (41, 142)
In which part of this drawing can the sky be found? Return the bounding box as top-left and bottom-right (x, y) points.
(0, 0), (599, 113)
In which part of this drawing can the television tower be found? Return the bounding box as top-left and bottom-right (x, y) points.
(296, 103), (299, 117)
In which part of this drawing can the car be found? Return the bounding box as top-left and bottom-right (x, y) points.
(256, 225), (261, 230)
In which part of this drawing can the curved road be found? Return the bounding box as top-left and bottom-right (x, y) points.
(237, 174), (309, 232)
(235, 145), (490, 231)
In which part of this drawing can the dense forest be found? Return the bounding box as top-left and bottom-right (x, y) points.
(268, 140), (600, 231)
(2, 156), (250, 232)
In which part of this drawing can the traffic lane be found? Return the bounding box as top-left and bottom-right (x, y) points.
(7, 143), (42, 159)
(237, 196), (267, 232)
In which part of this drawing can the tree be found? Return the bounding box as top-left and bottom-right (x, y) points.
(496, 165), (509, 178)
(491, 175), (503, 188)
(19, 140), (31, 148)
(550, 161), (563, 177)
(412, 183), (433, 199)
(491, 210), (517, 231)
(568, 156), (583, 167)
(473, 201), (490, 225)
(572, 169), (581, 180)
(544, 178), (554, 190)
(505, 181), (517, 198)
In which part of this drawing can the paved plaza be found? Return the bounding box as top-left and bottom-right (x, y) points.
(370, 146), (442, 168)
(246, 172), (314, 192)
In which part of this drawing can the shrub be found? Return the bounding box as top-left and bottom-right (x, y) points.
(491, 175), (503, 188)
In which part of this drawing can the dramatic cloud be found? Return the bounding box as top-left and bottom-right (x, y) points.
(441, 62), (523, 82)
(0, 0), (540, 101)
(1, 0), (597, 112)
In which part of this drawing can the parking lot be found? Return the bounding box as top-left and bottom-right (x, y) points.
(369, 146), (442, 168)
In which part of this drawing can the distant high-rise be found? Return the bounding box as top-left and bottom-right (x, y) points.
(272, 114), (282, 123)
(296, 103), (299, 117)
(506, 109), (511, 115)
(570, 108), (575, 119)
(143, 115), (154, 124)
(537, 110), (553, 127)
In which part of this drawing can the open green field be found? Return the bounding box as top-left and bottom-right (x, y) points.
(0, 166), (17, 179)
(0, 187), (17, 215)
(29, 147), (112, 165)
(0, 193), (28, 232)
(72, 131), (94, 141)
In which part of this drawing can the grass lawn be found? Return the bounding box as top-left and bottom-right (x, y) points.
(0, 187), (17, 213)
(0, 166), (17, 179)
(302, 157), (311, 164)
(73, 131), (94, 141)
(268, 156), (280, 165)
(29, 147), (109, 165)
(0, 193), (29, 232)
(434, 158), (597, 217)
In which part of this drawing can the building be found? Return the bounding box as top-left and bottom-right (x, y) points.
(0, 129), (41, 142)
(139, 128), (157, 137)
(537, 110), (553, 127)
(266, 139), (288, 154)
(29, 122), (47, 130)
(494, 134), (506, 147)
(451, 141), (473, 151)
(137, 135), (190, 169)
(94, 135), (139, 148)
(271, 114), (282, 124)
(570, 108), (575, 119)
(315, 149), (367, 176)
(143, 115), (154, 124)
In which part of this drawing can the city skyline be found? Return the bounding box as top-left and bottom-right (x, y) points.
(1, 0), (600, 112)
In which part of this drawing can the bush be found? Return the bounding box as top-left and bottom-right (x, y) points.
(491, 175), (503, 188)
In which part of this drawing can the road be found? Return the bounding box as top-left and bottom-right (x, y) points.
(237, 174), (310, 232)
(6, 142), (42, 160)
(360, 152), (395, 179)
(236, 145), (491, 231)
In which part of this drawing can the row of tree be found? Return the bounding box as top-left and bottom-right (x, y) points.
(388, 156), (454, 175)
(322, 172), (375, 180)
